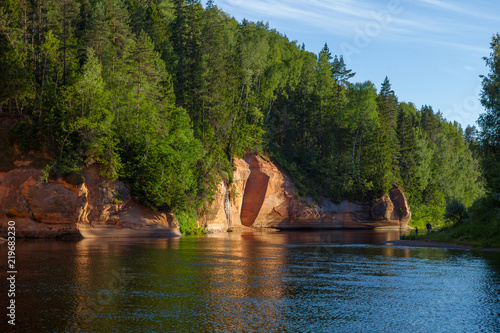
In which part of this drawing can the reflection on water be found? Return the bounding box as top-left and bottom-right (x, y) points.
(1, 230), (499, 332)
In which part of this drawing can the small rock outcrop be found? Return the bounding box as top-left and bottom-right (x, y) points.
(371, 184), (411, 225)
(199, 154), (411, 232)
(0, 166), (181, 238)
(389, 184), (412, 224)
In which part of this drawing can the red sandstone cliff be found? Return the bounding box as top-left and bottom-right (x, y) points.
(0, 165), (181, 238)
(0, 153), (411, 238)
(198, 154), (411, 232)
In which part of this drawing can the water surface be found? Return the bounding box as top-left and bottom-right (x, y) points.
(1, 230), (499, 332)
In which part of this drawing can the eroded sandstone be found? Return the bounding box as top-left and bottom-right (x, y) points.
(0, 166), (181, 238)
(1, 153), (411, 238)
(199, 153), (411, 232)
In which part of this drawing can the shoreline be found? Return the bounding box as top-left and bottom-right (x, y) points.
(385, 239), (471, 249)
(385, 239), (500, 252)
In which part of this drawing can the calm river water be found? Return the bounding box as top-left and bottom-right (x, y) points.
(1, 230), (500, 332)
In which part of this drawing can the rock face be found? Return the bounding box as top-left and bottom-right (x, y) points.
(240, 154), (292, 228)
(371, 185), (412, 226)
(198, 181), (229, 233)
(389, 185), (412, 224)
(199, 154), (411, 232)
(0, 153), (411, 237)
(198, 158), (252, 233)
(0, 166), (181, 238)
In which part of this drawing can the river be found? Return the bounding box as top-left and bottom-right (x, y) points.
(1, 230), (499, 332)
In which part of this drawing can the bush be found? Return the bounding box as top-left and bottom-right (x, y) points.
(443, 199), (469, 224)
(176, 210), (205, 235)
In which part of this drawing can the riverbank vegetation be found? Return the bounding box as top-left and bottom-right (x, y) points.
(403, 35), (500, 247)
(0, 0), (492, 234)
(425, 197), (500, 248)
(418, 35), (500, 248)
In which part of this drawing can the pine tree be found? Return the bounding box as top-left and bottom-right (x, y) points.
(313, 43), (335, 155)
(376, 77), (400, 190)
(47, 0), (80, 85)
(421, 105), (440, 142)
(0, 0), (33, 112)
(86, 2), (113, 65)
(332, 54), (355, 87)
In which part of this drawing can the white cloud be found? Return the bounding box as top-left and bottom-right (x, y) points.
(412, 0), (499, 20)
(414, 0), (463, 12)
(219, 0), (475, 38)
(217, 0), (494, 55)
(442, 42), (490, 55)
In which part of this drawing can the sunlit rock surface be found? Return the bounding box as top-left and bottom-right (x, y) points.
(0, 153), (411, 237)
(0, 166), (181, 238)
(200, 153), (411, 232)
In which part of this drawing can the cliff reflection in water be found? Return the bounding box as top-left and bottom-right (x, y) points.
(1, 230), (499, 332)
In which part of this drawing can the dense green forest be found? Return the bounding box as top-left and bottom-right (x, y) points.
(0, 0), (493, 230)
(424, 34), (500, 247)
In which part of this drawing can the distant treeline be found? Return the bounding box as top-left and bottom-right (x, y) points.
(0, 0), (489, 225)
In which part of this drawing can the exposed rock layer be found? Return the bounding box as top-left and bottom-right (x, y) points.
(199, 154), (411, 232)
(0, 153), (411, 237)
(0, 166), (181, 238)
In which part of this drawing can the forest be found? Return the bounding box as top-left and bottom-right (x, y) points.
(0, 0), (497, 233)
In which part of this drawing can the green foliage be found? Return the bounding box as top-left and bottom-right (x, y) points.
(479, 33), (500, 195)
(40, 165), (52, 184)
(410, 202), (446, 229)
(122, 106), (203, 210)
(443, 199), (469, 224)
(176, 209), (205, 235)
(58, 48), (119, 178)
(425, 196), (500, 248)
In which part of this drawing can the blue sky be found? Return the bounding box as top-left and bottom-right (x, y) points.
(214, 0), (500, 128)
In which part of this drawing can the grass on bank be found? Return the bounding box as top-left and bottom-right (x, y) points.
(404, 196), (500, 248)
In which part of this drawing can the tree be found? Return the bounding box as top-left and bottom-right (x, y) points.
(119, 30), (203, 210)
(313, 43), (335, 154)
(345, 81), (380, 197)
(86, 0), (133, 78)
(58, 48), (118, 177)
(397, 102), (418, 199)
(420, 105), (440, 142)
(376, 77), (400, 189)
(464, 124), (480, 158)
(47, 0), (80, 85)
(332, 54), (355, 88)
(479, 33), (500, 194)
(0, 0), (33, 112)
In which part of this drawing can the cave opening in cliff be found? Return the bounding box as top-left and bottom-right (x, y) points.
(240, 172), (269, 227)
